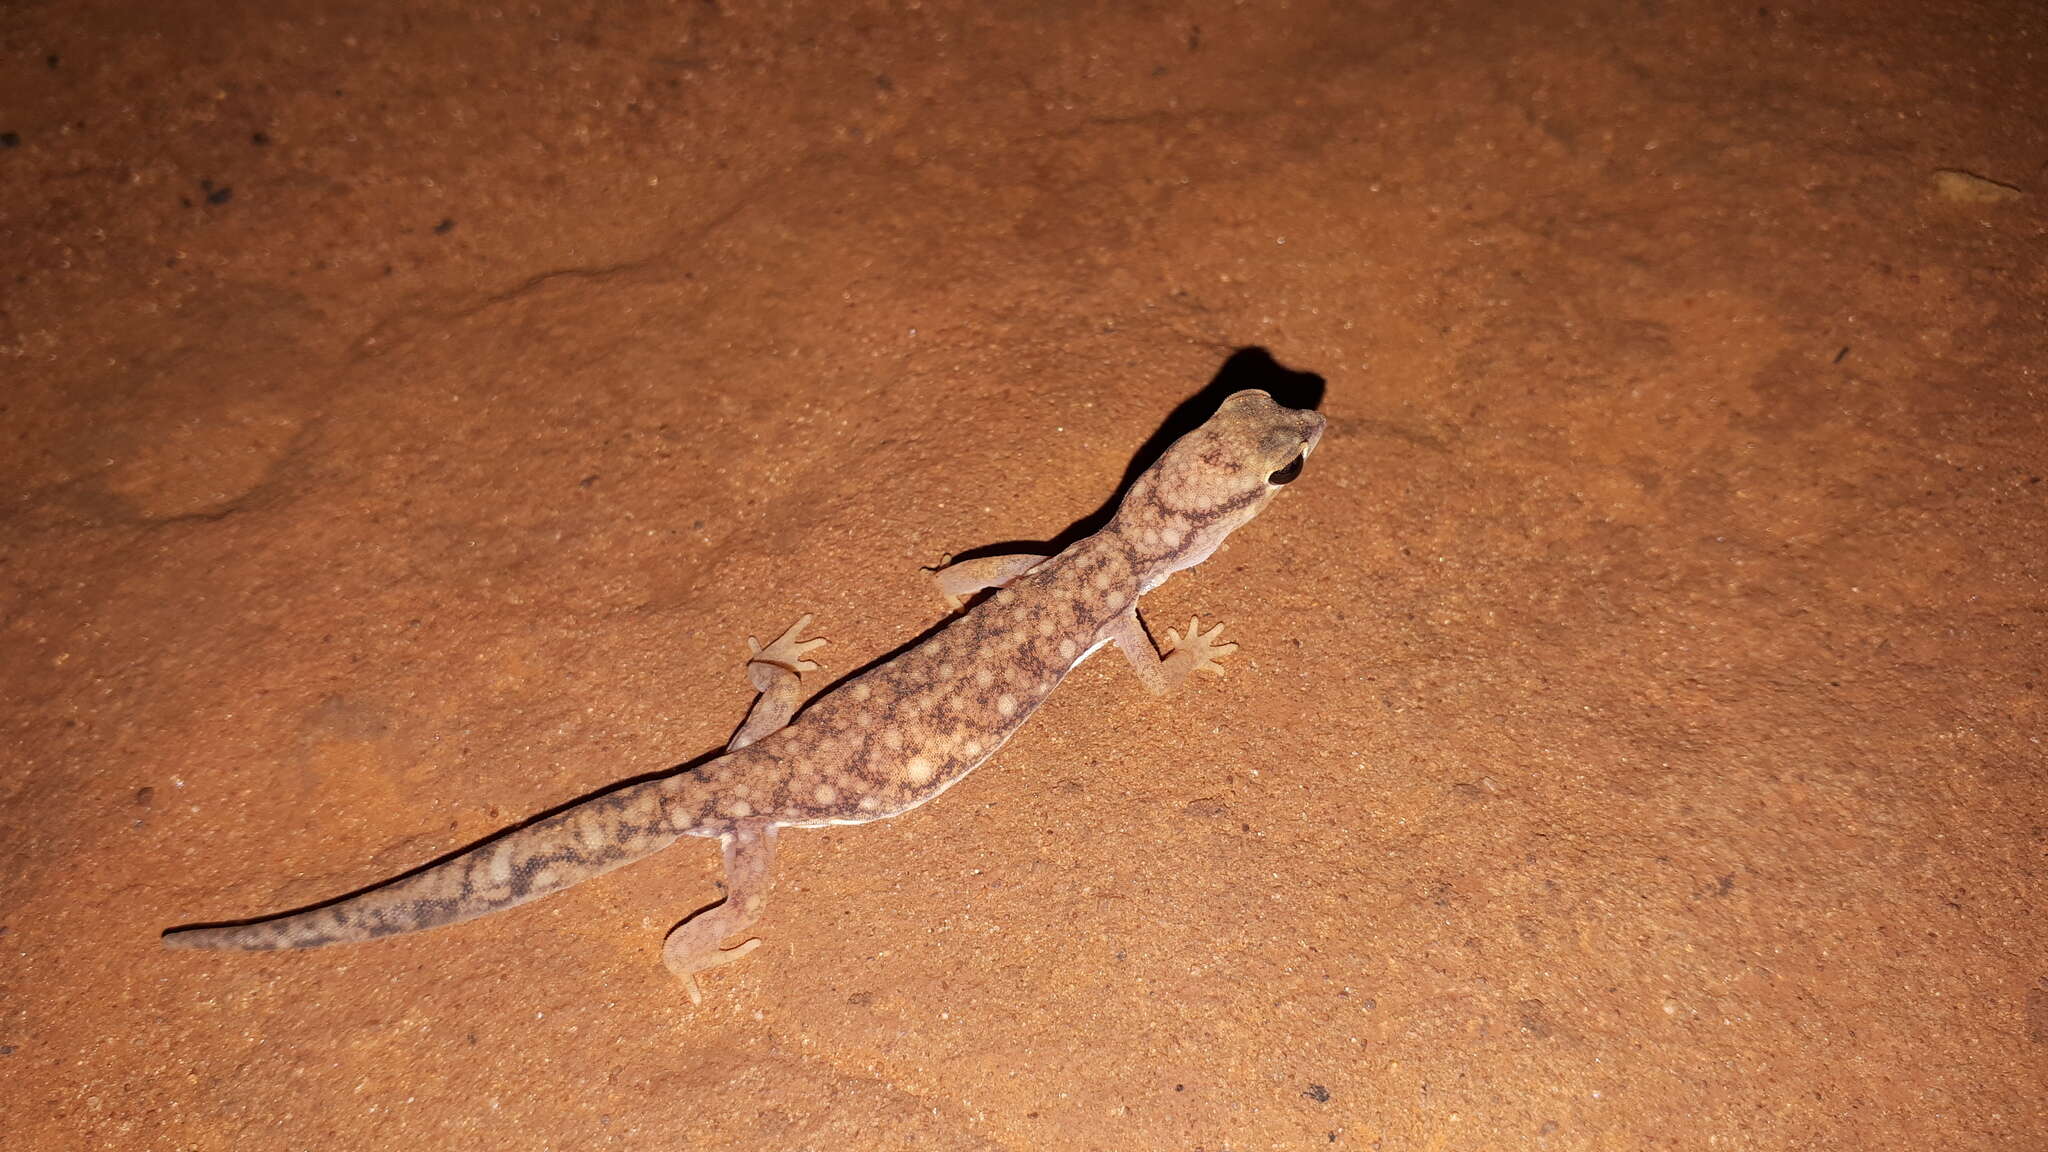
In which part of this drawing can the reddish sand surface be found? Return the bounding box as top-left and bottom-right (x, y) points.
(4, 1), (2044, 1148)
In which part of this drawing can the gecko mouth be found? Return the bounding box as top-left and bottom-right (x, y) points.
(1266, 409), (1325, 487)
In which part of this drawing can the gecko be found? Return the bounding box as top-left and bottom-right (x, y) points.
(164, 388), (1326, 1002)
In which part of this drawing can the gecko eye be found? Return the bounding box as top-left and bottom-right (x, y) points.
(1268, 453), (1305, 486)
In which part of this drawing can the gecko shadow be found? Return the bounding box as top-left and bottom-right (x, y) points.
(821, 345), (1326, 687)
(937, 344), (1327, 573)
(161, 346), (1326, 944)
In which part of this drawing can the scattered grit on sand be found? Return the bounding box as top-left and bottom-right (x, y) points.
(3, 1), (2042, 1149)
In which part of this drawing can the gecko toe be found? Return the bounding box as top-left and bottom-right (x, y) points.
(749, 616), (828, 673)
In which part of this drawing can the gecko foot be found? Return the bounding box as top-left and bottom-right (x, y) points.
(666, 936), (762, 1006)
(748, 614), (827, 674)
(1164, 616), (1237, 676)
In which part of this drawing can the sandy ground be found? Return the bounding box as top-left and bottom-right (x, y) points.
(4, 1), (2044, 1148)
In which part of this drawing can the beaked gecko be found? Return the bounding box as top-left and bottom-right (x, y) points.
(164, 388), (1326, 1001)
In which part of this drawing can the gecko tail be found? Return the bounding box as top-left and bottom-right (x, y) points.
(162, 773), (694, 952)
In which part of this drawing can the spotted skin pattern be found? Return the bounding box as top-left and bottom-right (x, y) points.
(164, 389), (1326, 1001)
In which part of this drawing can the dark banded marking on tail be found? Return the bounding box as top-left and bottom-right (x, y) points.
(163, 771), (702, 951)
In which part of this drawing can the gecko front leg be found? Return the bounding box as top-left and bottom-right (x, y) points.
(929, 552), (1047, 612)
(664, 615), (822, 1002)
(1101, 607), (1236, 696)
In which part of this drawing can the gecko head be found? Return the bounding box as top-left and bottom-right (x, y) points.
(1113, 389), (1326, 585)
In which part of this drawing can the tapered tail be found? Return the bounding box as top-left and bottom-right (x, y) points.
(163, 773), (694, 951)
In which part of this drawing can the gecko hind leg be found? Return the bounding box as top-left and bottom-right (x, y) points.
(664, 616), (820, 1002)
(664, 822), (778, 1004)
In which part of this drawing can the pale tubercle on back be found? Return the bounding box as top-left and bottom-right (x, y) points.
(674, 389), (1327, 832)
(160, 386), (1327, 1002)
(1108, 389), (1326, 588)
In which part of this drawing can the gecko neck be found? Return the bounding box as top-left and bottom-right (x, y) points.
(1098, 488), (1241, 594)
